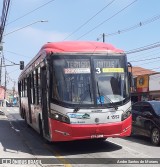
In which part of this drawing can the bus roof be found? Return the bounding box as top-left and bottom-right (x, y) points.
(41, 41), (124, 53)
(19, 41), (124, 79)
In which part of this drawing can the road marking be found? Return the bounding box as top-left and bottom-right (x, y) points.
(44, 144), (72, 167)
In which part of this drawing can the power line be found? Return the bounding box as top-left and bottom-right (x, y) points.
(128, 47), (160, 60)
(136, 59), (160, 66)
(104, 13), (160, 37)
(130, 55), (160, 63)
(77, 0), (137, 40)
(129, 50), (160, 64)
(3, 50), (32, 58)
(6, 0), (56, 26)
(63, 0), (116, 40)
(126, 41), (160, 54)
(4, 20), (48, 36)
(3, 57), (16, 65)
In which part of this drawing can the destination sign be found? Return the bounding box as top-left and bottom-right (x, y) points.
(95, 59), (120, 68)
(102, 68), (124, 73)
(66, 59), (90, 68)
(64, 68), (90, 74)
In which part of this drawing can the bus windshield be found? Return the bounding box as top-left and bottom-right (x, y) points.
(51, 55), (129, 107)
(94, 59), (129, 105)
(52, 58), (93, 105)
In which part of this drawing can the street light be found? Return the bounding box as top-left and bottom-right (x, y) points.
(4, 20), (48, 36)
(0, 20), (48, 85)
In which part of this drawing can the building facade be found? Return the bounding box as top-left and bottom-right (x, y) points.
(131, 66), (160, 102)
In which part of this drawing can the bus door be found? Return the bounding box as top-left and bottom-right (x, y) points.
(27, 76), (32, 123)
(41, 67), (50, 136)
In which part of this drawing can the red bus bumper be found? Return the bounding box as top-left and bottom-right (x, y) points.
(49, 116), (132, 142)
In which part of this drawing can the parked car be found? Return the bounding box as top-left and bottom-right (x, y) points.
(132, 101), (160, 146)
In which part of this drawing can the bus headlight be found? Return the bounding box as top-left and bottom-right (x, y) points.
(121, 107), (131, 121)
(52, 113), (70, 124)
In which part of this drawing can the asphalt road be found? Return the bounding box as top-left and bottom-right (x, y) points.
(0, 107), (160, 167)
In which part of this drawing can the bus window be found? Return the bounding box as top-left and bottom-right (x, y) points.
(24, 78), (27, 97)
(34, 70), (38, 104)
(38, 67), (41, 104)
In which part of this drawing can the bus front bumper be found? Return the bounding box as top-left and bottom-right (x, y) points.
(49, 116), (132, 142)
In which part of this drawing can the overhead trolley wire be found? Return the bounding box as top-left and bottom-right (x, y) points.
(130, 56), (160, 63)
(77, 0), (138, 40)
(128, 47), (160, 60)
(6, 0), (56, 26)
(129, 48), (160, 61)
(126, 41), (160, 54)
(136, 59), (160, 67)
(63, 0), (116, 40)
(105, 13), (160, 37)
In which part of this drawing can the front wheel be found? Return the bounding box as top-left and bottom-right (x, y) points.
(151, 128), (160, 146)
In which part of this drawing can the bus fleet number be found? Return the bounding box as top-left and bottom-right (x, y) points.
(107, 115), (119, 119)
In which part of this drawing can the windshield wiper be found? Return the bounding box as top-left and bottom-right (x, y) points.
(73, 83), (92, 113)
(103, 95), (118, 110)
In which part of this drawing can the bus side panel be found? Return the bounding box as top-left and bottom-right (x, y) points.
(49, 115), (132, 142)
(20, 97), (28, 119)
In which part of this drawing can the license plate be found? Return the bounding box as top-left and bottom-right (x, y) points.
(91, 134), (104, 139)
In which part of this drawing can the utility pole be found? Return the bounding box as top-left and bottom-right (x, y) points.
(102, 33), (105, 43)
(0, 0), (11, 85)
(97, 33), (106, 43)
(0, 0), (11, 42)
(0, 0), (11, 106)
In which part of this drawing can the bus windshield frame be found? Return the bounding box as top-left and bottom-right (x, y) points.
(50, 53), (130, 108)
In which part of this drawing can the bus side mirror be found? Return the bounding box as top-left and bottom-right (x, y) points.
(127, 62), (134, 88)
(20, 61), (24, 70)
(128, 72), (134, 88)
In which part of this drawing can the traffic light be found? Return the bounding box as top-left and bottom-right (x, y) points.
(20, 61), (24, 70)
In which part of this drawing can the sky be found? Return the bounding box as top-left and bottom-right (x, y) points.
(1, 0), (160, 90)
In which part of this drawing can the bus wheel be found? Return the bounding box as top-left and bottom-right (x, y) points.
(151, 128), (160, 146)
